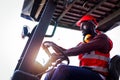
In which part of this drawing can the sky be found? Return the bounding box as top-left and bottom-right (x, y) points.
(0, 0), (36, 79)
(0, 0), (120, 80)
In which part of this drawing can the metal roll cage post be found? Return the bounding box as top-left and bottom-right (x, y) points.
(14, 0), (57, 75)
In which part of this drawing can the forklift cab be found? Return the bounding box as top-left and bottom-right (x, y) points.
(11, 0), (120, 80)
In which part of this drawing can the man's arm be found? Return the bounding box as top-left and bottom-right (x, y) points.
(64, 34), (110, 56)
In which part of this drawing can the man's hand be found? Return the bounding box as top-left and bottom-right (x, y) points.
(42, 41), (61, 53)
(42, 41), (54, 48)
(42, 41), (58, 48)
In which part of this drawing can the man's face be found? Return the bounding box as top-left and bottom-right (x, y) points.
(80, 21), (96, 36)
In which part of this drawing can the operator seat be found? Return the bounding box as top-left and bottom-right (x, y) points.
(107, 55), (120, 80)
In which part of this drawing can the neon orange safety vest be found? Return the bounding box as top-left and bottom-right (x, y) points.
(78, 39), (113, 76)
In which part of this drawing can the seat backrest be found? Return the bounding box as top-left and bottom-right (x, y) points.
(107, 55), (120, 80)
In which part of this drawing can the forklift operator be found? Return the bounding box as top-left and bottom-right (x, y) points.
(44, 15), (113, 80)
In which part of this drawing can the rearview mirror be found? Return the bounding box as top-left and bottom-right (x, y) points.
(21, 25), (31, 38)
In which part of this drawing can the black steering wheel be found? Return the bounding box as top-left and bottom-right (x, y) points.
(42, 41), (70, 65)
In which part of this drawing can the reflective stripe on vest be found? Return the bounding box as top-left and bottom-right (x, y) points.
(79, 51), (110, 76)
(82, 51), (109, 61)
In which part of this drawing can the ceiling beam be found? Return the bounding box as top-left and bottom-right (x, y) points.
(98, 8), (120, 27)
(96, 8), (120, 32)
(57, 0), (77, 22)
(73, 0), (107, 27)
(86, 0), (107, 15)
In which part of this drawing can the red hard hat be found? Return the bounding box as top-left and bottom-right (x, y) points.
(76, 15), (98, 27)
